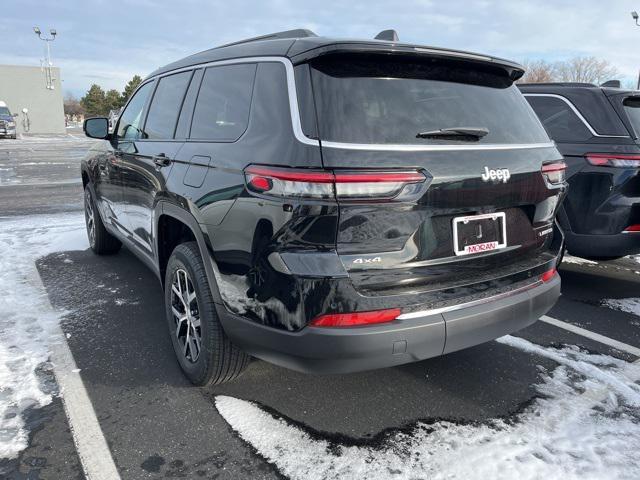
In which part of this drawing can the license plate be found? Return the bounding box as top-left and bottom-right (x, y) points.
(452, 212), (507, 256)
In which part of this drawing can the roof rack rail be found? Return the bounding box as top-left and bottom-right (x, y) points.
(217, 29), (318, 49)
(518, 82), (597, 88)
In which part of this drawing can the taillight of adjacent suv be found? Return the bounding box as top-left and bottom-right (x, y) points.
(586, 153), (640, 168)
(244, 166), (427, 201)
(541, 161), (567, 185)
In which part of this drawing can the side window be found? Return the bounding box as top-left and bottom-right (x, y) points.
(525, 95), (593, 142)
(117, 81), (154, 140)
(190, 64), (257, 141)
(175, 69), (204, 139)
(145, 71), (192, 139)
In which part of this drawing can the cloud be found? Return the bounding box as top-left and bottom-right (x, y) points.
(2, 0), (638, 96)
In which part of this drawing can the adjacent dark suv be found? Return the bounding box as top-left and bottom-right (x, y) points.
(519, 83), (640, 259)
(82, 29), (565, 385)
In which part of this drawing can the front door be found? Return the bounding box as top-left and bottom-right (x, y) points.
(111, 81), (155, 236)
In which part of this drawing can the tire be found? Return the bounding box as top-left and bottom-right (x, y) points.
(165, 241), (249, 386)
(84, 187), (121, 254)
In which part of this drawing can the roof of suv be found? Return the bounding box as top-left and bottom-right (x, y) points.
(148, 29), (525, 80)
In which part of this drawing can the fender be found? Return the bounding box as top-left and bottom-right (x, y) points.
(157, 201), (225, 306)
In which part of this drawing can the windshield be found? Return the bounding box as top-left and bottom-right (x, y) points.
(623, 97), (640, 138)
(307, 54), (549, 145)
(0, 107), (11, 116)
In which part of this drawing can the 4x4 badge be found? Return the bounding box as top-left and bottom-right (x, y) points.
(353, 257), (382, 264)
(481, 166), (511, 183)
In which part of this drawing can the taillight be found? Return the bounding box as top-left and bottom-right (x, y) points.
(541, 161), (567, 185)
(624, 224), (640, 232)
(586, 153), (640, 168)
(541, 268), (557, 283)
(310, 308), (401, 327)
(244, 166), (426, 201)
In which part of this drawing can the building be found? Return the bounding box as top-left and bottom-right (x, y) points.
(0, 64), (65, 135)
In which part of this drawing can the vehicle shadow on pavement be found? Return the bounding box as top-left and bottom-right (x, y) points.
(37, 248), (555, 439)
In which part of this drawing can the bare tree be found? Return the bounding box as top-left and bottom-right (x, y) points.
(555, 56), (619, 84)
(518, 60), (556, 83)
(63, 93), (85, 116)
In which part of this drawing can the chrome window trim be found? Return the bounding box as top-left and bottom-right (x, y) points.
(148, 56), (320, 147)
(320, 140), (556, 151)
(523, 93), (630, 139)
(396, 279), (544, 320)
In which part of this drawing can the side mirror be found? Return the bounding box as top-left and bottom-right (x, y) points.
(84, 117), (110, 139)
(12, 113), (18, 118)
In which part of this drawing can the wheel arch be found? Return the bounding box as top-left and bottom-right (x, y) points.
(156, 203), (224, 305)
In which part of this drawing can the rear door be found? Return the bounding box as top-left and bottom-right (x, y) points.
(119, 70), (193, 258)
(303, 54), (563, 295)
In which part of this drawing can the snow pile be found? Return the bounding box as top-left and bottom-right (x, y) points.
(216, 335), (640, 480)
(601, 298), (640, 317)
(0, 214), (87, 458)
(562, 255), (598, 266)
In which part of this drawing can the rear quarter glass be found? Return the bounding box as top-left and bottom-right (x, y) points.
(305, 53), (550, 145)
(623, 97), (640, 138)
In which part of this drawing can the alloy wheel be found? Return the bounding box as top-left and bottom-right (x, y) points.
(170, 268), (202, 363)
(84, 191), (96, 247)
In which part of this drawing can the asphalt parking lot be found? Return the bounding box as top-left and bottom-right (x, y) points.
(1, 135), (639, 479)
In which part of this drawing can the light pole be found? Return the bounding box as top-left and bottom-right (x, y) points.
(633, 13), (640, 89)
(33, 26), (57, 90)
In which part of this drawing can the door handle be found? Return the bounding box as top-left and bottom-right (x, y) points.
(153, 154), (172, 168)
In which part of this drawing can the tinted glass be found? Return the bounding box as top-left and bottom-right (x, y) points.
(117, 81), (153, 140)
(145, 71), (192, 139)
(525, 96), (592, 142)
(175, 69), (203, 139)
(623, 97), (640, 138)
(0, 107), (10, 116)
(190, 64), (257, 141)
(308, 55), (549, 145)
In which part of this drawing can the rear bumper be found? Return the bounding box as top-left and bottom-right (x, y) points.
(219, 275), (560, 374)
(565, 230), (640, 258)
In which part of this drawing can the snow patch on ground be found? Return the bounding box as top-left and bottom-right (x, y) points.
(0, 213), (87, 459)
(562, 255), (598, 266)
(601, 298), (640, 317)
(216, 335), (640, 480)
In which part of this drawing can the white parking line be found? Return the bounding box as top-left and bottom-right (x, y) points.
(32, 269), (122, 480)
(540, 315), (640, 358)
(51, 337), (121, 480)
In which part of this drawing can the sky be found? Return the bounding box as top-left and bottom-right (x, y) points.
(2, 0), (639, 97)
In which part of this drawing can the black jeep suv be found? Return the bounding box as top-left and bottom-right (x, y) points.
(81, 29), (565, 385)
(519, 83), (640, 259)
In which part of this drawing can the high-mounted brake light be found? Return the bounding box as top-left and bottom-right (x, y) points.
(310, 308), (401, 327)
(540, 268), (557, 283)
(624, 224), (640, 232)
(541, 161), (567, 185)
(244, 166), (426, 201)
(586, 153), (640, 168)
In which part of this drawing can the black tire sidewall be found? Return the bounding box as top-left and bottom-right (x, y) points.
(164, 243), (217, 385)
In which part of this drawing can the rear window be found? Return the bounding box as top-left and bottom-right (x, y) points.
(307, 54), (549, 145)
(623, 97), (640, 138)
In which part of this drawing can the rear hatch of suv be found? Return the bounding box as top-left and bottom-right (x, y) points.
(296, 52), (565, 298)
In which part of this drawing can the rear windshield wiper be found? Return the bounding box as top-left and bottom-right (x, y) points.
(416, 127), (489, 141)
